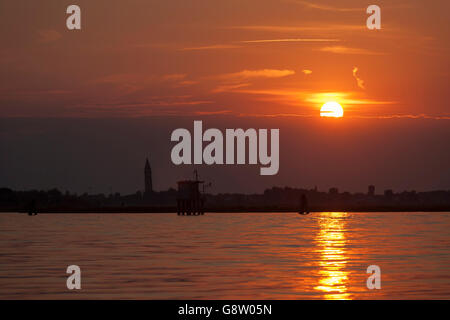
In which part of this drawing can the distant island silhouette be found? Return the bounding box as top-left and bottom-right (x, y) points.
(1, 159), (449, 213)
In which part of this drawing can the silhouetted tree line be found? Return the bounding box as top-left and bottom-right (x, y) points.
(1, 186), (450, 212)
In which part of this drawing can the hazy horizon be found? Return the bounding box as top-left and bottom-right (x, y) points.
(2, 116), (449, 195)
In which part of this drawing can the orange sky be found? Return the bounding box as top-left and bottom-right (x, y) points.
(1, 0), (449, 119)
(1, 1), (450, 194)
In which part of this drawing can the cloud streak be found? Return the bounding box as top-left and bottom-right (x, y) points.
(352, 67), (365, 89)
(241, 38), (340, 43)
(292, 0), (363, 12)
(229, 25), (365, 33)
(218, 69), (295, 81)
(231, 89), (396, 106)
(319, 46), (383, 55)
(212, 83), (251, 93)
(180, 44), (241, 51)
(36, 29), (62, 43)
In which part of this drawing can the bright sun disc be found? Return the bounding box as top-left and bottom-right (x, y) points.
(320, 101), (344, 118)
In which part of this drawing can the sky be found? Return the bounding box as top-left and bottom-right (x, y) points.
(0, 0), (449, 194)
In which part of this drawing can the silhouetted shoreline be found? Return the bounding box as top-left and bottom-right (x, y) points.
(2, 186), (450, 214)
(4, 205), (450, 214)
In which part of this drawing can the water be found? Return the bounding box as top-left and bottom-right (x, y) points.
(0, 212), (449, 299)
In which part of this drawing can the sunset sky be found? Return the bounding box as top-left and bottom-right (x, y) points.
(1, 0), (449, 194)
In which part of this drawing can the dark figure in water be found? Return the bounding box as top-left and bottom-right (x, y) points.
(299, 194), (309, 215)
(28, 199), (37, 216)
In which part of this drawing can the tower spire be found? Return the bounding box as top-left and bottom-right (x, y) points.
(144, 157), (153, 195)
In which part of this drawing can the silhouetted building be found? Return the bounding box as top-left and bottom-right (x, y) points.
(177, 171), (204, 215)
(329, 187), (339, 195)
(144, 158), (153, 196)
(384, 189), (394, 200)
(368, 185), (375, 196)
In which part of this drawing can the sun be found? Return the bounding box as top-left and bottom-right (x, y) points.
(320, 101), (344, 118)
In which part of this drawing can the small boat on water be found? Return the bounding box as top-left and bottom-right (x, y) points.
(27, 199), (38, 216)
(298, 194), (310, 215)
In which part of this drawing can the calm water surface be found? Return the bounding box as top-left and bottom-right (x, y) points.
(0, 212), (449, 299)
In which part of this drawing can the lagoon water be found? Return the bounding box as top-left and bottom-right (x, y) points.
(0, 212), (449, 299)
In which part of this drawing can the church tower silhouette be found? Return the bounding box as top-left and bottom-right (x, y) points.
(144, 158), (153, 196)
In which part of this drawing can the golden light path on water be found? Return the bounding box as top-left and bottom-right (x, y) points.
(314, 212), (350, 299)
(1, 212), (450, 299)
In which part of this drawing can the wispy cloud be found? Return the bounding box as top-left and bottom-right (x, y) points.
(0, 89), (72, 100)
(292, 1), (413, 12)
(319, 46), (383, 55)
(241, 38), (340, 43)
(180, 39), (340, 52)
(236, 113), (450, 120)
(180, 44), (241, 51)
(36, 29), (62, 43)
(78, 98), (213, 110)
(162, 74), (187, 81)
(302, 69), (312, 75)
(212, 69), (295, 93)
(292, 0), (363, 12)
(212, 83), (251, 93)
(175, 80), (198, 87)
(92, 73), (150, 85)
(231, 89), (395, 106)
(237, 112), (314, 118)
(230, 25), (365, 32)
(219, 69), (295, 81)
(67, 99), (216, 118)
(352, 67), (365, 89)
(304, 92), (394, 105)
(91, 72), (195, 93)
(162, 74), (199, 87)
(195, 110), (232, 115)
(350, 114), (450, 120)
(210, 69), (297, 95)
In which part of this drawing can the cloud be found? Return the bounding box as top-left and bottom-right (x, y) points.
(292, 1), (363, 12)
(304, 91), (394, 105)
(161, 74), (199, 87)
(162, 74), (187, 81)
(292, 1), (413, 12)
(232, 89), (395, 106)
(180, 39), (339, 52)
(195, 110), (232, 115)
(91, 72), (196, 92)
(302, 69), (312, 75)
(77, 98), (213, 111)
(180, 44), (241, 51)
(175, 80), (198, 86)
(36, 29), (62, 43)
(230, 25), (365, 32)
(349, 114), (450, 120)
(241, 38), (340, 43)
(237, 112), (450, 120)
(92, 73), (148, 85)
(319, 46), (383, 55)
(212, 83), (251, 93)
(212, 69), (295, 93)
(237, 112), (314, 118)
(219, 69), (295, 81)
(352, 67), (365, 89)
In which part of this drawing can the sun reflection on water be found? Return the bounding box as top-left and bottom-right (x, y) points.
(314, 212), (351, 300)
